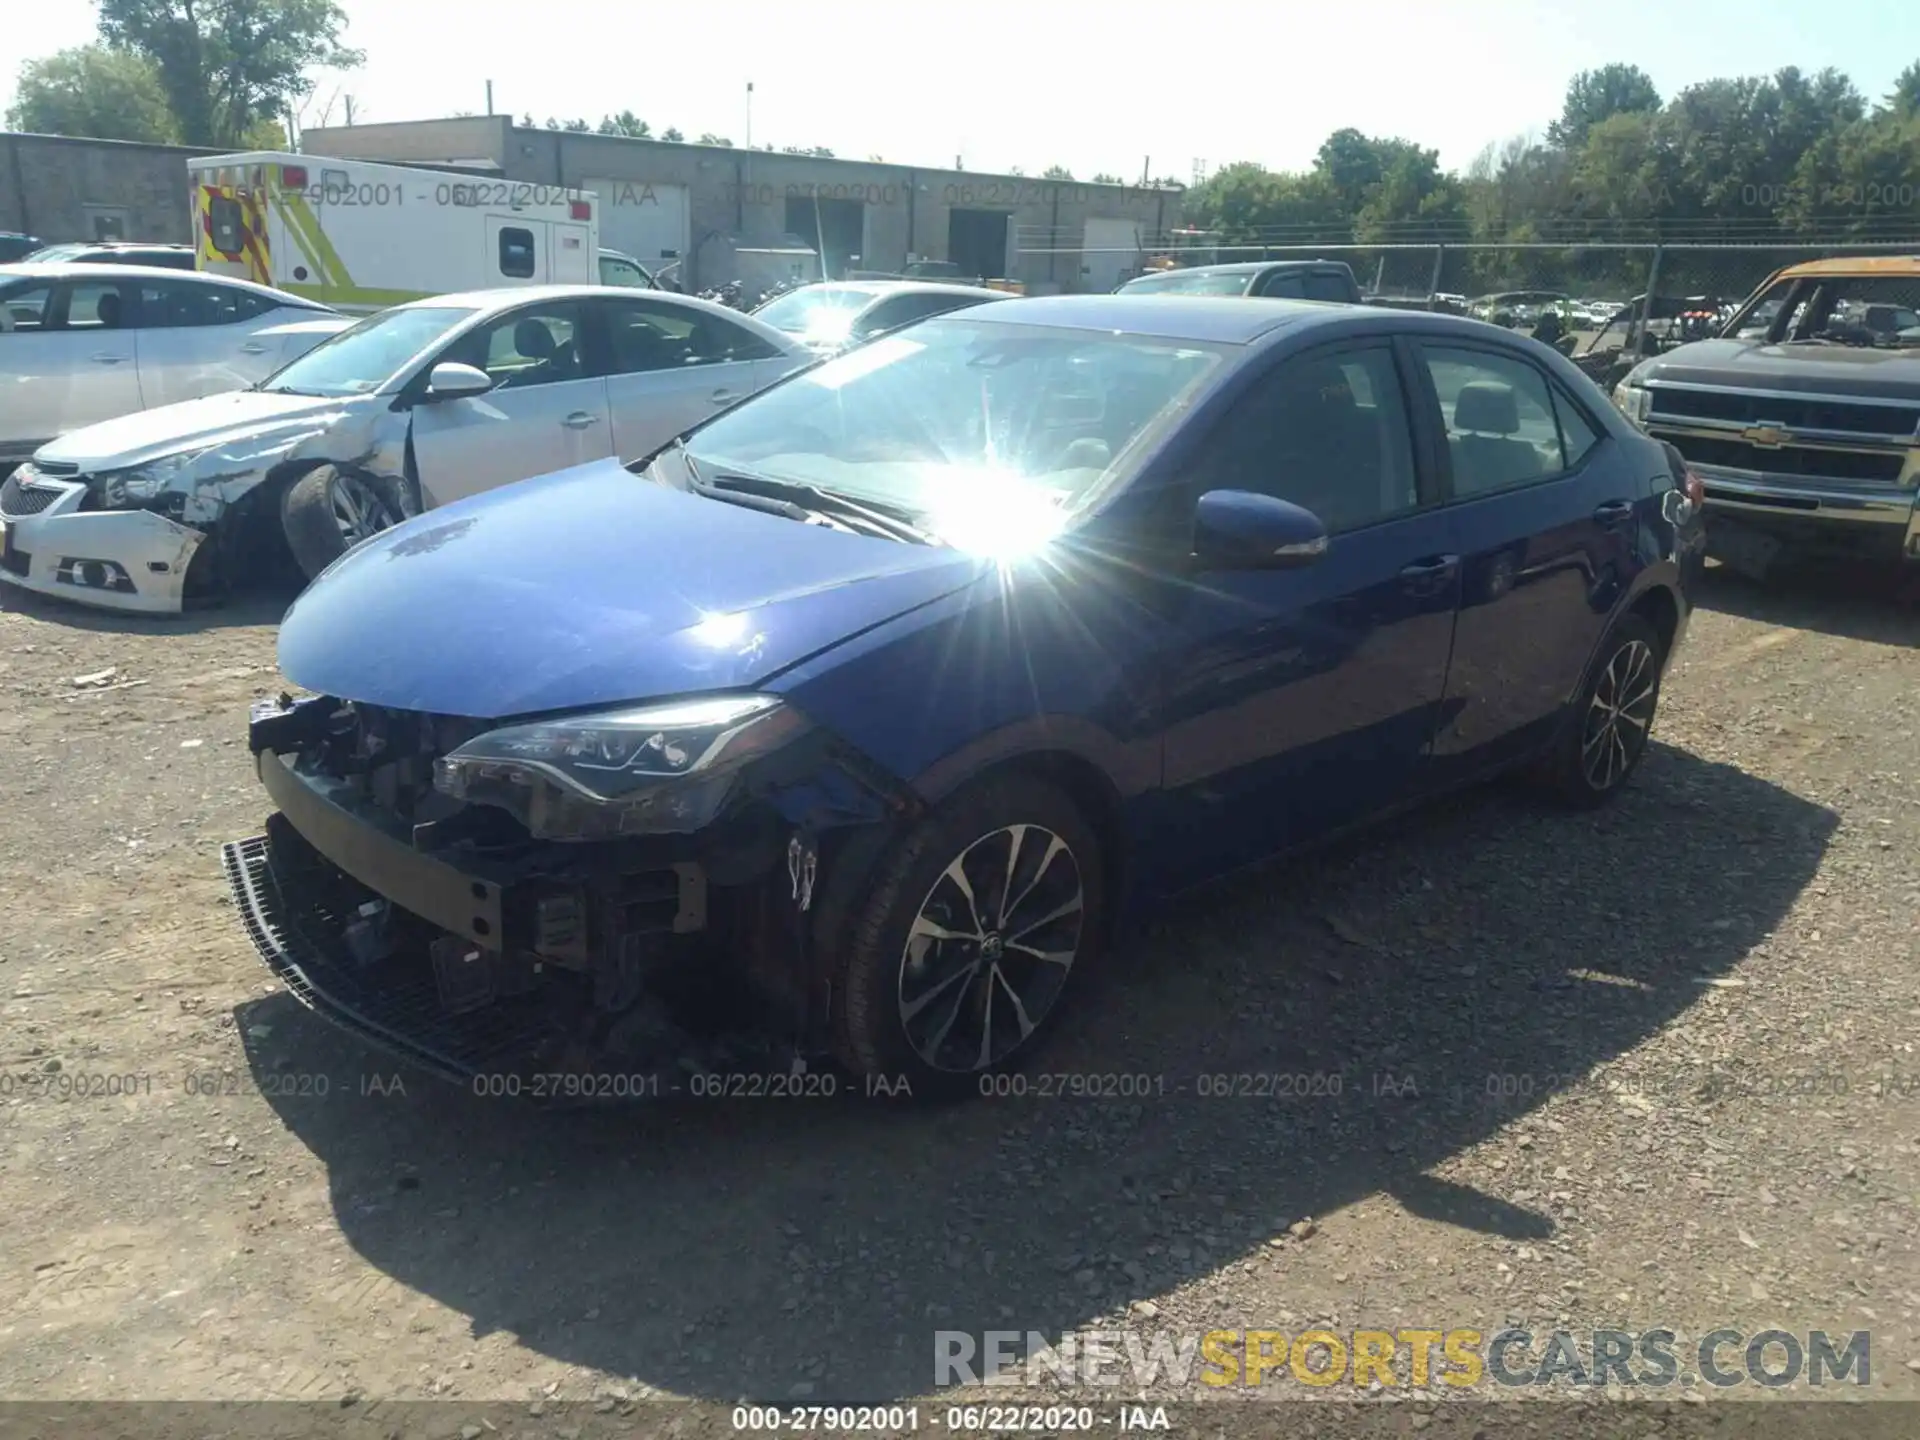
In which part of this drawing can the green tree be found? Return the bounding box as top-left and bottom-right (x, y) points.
(1563, 111), (1674, 225)
(240, 115), (287, 147)
(95, 0), (362, 147)
(661, 126), (683, 142)
(1042, 164), (1073, 179)
(1548, 64), (1662, 150)
(1314, 127), (1388, 213)
(1887, 60), (1920, 118)
(5, 45), (177, 141)
(1183, 160), (1346, 243)
(1783, 106), (1920, 236)
(596, 110), (649, 138)
(697, 132), (733, 146)
(1090, 171), (1122, 184)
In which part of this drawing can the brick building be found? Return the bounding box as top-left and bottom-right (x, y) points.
(0, 131), (223, 246)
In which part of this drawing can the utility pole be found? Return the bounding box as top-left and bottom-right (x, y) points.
(745, 82), (753, 150)
(1141, 155), (1151, 185)
(485, 80), (493, 116)
(344, 95), (356, 126)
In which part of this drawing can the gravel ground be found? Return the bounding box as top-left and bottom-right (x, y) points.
(0, 561), (1916, 1431)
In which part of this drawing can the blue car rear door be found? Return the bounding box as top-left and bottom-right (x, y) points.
(1147, 336), (1463, 893)
(1407, 340), (1639, 780)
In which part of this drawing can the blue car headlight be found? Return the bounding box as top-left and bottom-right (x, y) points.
(432, 693), (811, 840)
(91, 448), (210, 509)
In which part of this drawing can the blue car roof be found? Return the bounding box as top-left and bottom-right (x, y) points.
(962, 293), (1336, 344)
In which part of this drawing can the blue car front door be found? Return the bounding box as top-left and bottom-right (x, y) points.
(1144, 339), (1463, 894)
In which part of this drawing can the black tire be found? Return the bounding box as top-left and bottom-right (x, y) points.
(828, 774), (1105, 1100)
(1542, 613), (1665, 808)
(280, 465), (400, 582)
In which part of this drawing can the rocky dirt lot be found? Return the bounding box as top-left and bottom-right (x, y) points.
(0, 563), (1916, 1435)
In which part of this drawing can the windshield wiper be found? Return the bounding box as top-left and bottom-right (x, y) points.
(721, 474), (941, 545)
(685, 463), (940, 545)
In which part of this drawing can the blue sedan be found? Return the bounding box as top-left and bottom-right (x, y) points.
(225, 295), (1705, 1098)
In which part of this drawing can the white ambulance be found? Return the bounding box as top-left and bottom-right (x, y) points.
(188, 151), (604, 313)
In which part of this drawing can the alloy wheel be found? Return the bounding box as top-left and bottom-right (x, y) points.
(896, 822), (1085, 1073)
(329, 473), (398, 548)
(1580, 638), (1657, 792)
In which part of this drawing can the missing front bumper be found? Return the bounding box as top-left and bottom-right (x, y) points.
(221, 816), (793, 1093)
(221, 821), (585, 1085)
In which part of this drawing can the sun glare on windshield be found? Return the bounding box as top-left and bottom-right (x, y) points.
(684, 319), (1226, 554)
(920, 465), (1071, 559)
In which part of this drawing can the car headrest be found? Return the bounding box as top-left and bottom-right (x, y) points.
(514, 318), (557, 360)
(1454, 380), (1519, 435)
(1279, 360), (1356, 420)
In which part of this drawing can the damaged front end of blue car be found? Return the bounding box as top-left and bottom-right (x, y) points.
(217, 458), (982, 1091)
(226, 684), (923, 1089)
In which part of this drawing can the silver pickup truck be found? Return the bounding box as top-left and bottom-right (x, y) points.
(1611, 259), (1920, 576)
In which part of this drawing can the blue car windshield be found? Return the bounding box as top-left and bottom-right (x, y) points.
(684, 318), (1227, 546)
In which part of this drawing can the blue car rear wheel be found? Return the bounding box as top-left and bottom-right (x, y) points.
(1545, 613), (1664, 808)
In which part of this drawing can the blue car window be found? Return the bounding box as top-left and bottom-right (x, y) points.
(1187, 346), (1420, 532)
(1550, 384), (1602, 470)
(1421, 346), (1565, 496)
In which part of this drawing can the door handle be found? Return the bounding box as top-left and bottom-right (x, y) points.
(709, 389), (739, 405)
(89, 352), (131, 364)
(1399, 554), (1460, 597)
(1593, 499), (1635, 526)
(561, 411), (599, 429)
(238, 341), (268, 355)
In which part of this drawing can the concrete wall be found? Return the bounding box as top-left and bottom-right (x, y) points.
(303, 120), (1184, 292)
(0, 132), (222, 244)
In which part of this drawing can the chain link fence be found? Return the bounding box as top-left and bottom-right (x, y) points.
(1015, 235), (1920, 385)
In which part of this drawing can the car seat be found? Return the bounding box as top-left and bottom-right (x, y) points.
(506, 317), (576, 385)
(1267, 358), (1387, 529)
(1449, 381), (1542, 492)
(612, 319), (681, 372)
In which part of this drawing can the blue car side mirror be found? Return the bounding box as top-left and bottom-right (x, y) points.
(1192, 489), (1328, 570)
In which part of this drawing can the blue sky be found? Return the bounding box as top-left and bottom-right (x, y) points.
(7, 0), (1919, 178)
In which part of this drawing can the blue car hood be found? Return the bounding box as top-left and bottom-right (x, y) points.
(277, 458), (986, 719)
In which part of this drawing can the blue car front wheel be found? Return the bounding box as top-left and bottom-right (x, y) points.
(829, 774), (1106, 1097)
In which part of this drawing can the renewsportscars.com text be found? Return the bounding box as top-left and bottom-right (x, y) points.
(934, 1327), (1872, 1390)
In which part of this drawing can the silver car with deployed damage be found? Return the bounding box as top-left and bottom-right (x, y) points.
(0, 284), (811, 613)
(0, 262), (343, 471)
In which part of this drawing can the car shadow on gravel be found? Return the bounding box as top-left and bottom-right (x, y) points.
(0, 577), (298, 634)
(239, 740), (1835, 1403)
(1694, 558), (1918, 648)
